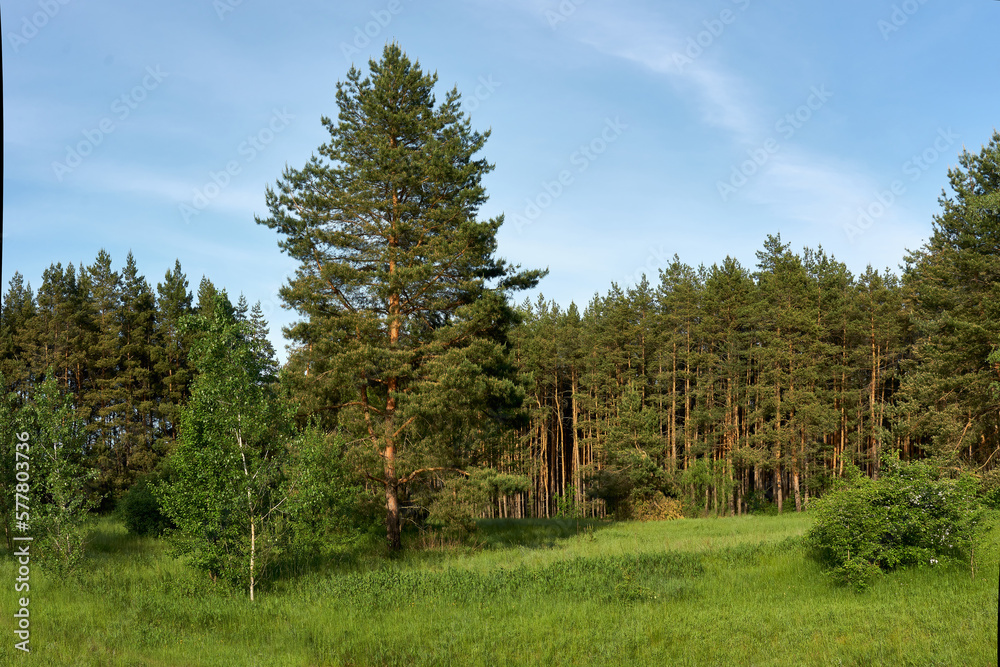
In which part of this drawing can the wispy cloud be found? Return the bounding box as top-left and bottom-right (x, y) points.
(749, 152), (879, 226)
(559, 4), (890, 239)
(572, 5), (758, 140)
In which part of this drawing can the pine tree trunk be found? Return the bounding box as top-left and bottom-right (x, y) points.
(385, 456), (401, 551)
(792, 469), (801, 512)
(556, 370), (565, 503)
(671, 342), (677, 471)
(572, 371), (581, 505)
(776, 467), (783, 513)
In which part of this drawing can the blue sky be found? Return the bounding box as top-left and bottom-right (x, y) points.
(3, 0), (998, 361)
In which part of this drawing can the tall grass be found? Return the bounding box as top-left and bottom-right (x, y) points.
(1, 513), (996, 665)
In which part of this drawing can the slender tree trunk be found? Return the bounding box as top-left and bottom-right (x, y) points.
(670, 341), (677, 471)
(249, 516), (256, 601)
(792, 469), (801, 513)
(775, 353), (784, 514)
(238, 428), (257, 600)
(572, 371), (581, 505)
(556, 370), (565, 503)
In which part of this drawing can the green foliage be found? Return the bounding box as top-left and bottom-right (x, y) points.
(19, 372), (100, 575)
(256, 43), (543, 549)
(117, 474), (174, 537)
(158, 293), (291, 596)
(977, 463), (1000, 509)
(805, 455), (983, 589)
(33, 448), (99, 576)
(282, 426), (372, 557)
(2, 252), (203, 509)
(0, 377), (24, 550)
(585, 468), (633, 518)
(554, 485), (582, 519)
(422, 468), (531, 542)
(587, 453), (680, 520)
(743, 490), (779, 516)
(901, 131), (1000, 459)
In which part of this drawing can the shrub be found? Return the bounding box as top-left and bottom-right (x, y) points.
(804, 455), (983, 590)
(422, 468), (532, 544)
(977, 467), (1000, 509)
(283, 428), (372, 557)
(117, 475), (174, 537)
(632, 492), (684, 522)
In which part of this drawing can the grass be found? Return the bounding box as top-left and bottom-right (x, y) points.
(1, 512), (997, 665)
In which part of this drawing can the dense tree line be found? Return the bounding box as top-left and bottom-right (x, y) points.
(509, 244), (905, 518)
(0, 250), (234, 508)
(503, 131), (1000, 519)
(2, 45), (997, 561)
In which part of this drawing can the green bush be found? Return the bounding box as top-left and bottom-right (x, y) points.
(977, 467), (1000, 509)
(117, 475), (174, 537)
(804, 455), (983, 590)
(631, 491), (684, 522)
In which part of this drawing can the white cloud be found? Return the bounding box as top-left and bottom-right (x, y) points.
(572, 5), (758, 140)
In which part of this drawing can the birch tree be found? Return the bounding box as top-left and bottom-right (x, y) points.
(158, 293), (289, 599)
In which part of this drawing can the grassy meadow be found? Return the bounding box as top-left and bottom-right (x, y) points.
(1, 512), (997, 666)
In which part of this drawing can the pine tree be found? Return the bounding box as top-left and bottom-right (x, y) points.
(802, 249), (856, 482)
(0, 273), (36, 395)
(117, 252), (159, 490)
(754, 235), (818, 512)
(901, 131), (1000, 462)
(196, 276), (228, 318)
(255, 44), (543, 550)
(154, 260), (195, 447)
(654, 258), (702, 480)
(853, 266), (904, 474)
(32, 263), (89, 394)
(702, 257), (755, 514)
(80, 250), (123, 496)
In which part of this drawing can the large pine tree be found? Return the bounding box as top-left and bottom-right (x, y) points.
(256, 44), (543, 550)
(154, 260), (195, 447)
(901, 131), (1000, 462)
